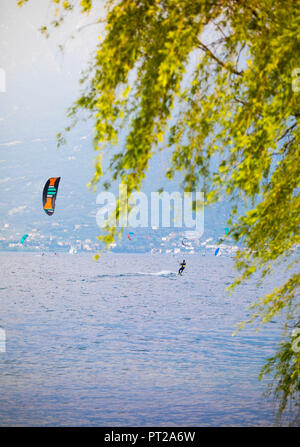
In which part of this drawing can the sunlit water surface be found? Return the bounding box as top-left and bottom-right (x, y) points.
(0, 252), (288, 426)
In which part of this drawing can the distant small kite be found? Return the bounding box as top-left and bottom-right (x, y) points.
(214, 247), (220, 256)
(128, 231), (134, 241)
(20, 234), (28, 244)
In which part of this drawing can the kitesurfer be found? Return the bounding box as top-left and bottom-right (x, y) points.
(178, 260), (186, 275)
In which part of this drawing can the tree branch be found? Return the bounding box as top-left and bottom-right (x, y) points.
(197, 39), (243, 76)
(276, 122), (297, 143)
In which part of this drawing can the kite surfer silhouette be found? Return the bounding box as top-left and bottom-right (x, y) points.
(178, 260), (186, 276)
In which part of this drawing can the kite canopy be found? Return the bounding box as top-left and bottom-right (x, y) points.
(182, 238), (189, 246)
(42, 177), (61, 216)
(20, 234), (28, 244)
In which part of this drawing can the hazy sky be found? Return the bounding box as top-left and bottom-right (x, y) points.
(0, 1), (108, 232)
(0, 1), (229, 239)
(0, 0), (105, 138)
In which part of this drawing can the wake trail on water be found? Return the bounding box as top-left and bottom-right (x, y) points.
(136, 270), (177, 277)
(95, 270), (178, 279)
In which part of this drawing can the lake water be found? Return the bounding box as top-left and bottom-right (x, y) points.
(0, 252), (285, 426)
